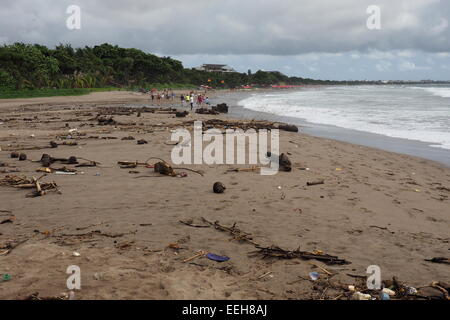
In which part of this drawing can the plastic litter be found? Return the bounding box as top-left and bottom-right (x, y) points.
(55, 171), (77, 175)
(406, 286), (417, 295)
(1, 274), (12, 282)
(382, 288), (396, 296)
(309, 272), (320, 281)
(206, 253), (230, 262)
(380, 292), (390, 300)
(352, 292), (372, 300)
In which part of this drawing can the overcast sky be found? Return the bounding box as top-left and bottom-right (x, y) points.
(1, 0), (450, 80)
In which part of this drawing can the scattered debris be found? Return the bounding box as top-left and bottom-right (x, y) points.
(40, 154), (79, 167)
(137, 139), (148, 145)
(0, 216), (15, 224)
(267, 153), (292, 172)
(179, 219), (210, 228)
(154, 160), (175, 176)
(226, 166), (260, 173)
(1, 274), (12, 282)
(0, 239), (28, 256)
(0, 175), (60, 197)
(278, 124), (299, 132)
(97, 116), (117, 126)
(196, 108), (219, 115)
(176, 111), (189, 118)
(55, 171), (77, 175)
(201, 218), (259, 246)
(18, 153), (27, 161)
(75, 161), (97, 168)
(425, 257), (450, 265)
(206, 253), (230, 262)
(307, 179), (325, 186)
(24, 292), (70, 301)
(183, 250), (207, 263)
(309, 272), (320, 281)
(134, 158), (205, 177)
(212, 103), (229, 114)
(250, 246), (351, 266)
(213, 182), (226, 194)
(181, 119), (299, 132)
(352, 292), (372, 300)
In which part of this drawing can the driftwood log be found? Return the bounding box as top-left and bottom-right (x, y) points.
(250, 246), (351, 266)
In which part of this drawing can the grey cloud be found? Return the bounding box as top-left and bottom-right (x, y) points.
(0, 0), (449, 55)
(1, 0), (450, 81)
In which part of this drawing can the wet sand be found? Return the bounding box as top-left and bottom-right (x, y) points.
(0, 91), (449, 300)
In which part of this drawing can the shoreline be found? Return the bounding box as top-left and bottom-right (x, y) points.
(0, 91), (449, 300)
(211, 90), (450, 169)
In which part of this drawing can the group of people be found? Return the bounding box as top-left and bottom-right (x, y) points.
(150, 89), (175, 103)
(148, 89), (210, 110)
(181, 92), (210, 110)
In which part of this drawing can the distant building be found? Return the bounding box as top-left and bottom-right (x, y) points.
(195, 64), (237, 73)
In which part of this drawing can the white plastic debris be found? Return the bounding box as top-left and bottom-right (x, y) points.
(406, 286), (417, 295)
(55, 171), (77, 175)
(309, 272), (320, 281)
(352, 292), (372, 300)
(380, 292), (390, 300)
(382, 288), (396, 296)
(72, 252), (81, 257)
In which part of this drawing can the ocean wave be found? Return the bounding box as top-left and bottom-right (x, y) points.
(409, 86), (450, 98)
(238, 87), (450, 150)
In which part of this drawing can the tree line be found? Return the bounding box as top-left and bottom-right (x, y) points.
(0, 42), (353, 91)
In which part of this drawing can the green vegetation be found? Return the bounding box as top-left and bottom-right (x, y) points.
(0, 87), (121, 99)
(0, 42), (372, 98)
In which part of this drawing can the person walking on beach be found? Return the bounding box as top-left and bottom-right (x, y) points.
(190, 94), (194, 110)
(181, 94), (185, 107)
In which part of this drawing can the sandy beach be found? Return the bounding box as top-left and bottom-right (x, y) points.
(0, 91), (449, 300)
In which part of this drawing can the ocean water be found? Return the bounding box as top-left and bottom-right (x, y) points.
(238, 85), (450, 151)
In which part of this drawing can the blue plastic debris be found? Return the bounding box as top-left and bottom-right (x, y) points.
(206, 253), (230, 262)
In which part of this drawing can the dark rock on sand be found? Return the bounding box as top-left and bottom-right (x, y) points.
(213, 182), (226, 194)
(98, 117), (117, 126)
(212, 103), (229, 114)
(196, 108), (219, 115)
(278, 123), (299, 133)
(176, 111), (189, 118)
(279, 153), (292, 172)
(137, 139), (148, 145)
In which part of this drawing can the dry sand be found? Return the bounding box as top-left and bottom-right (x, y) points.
(0, 91), (448, 300)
